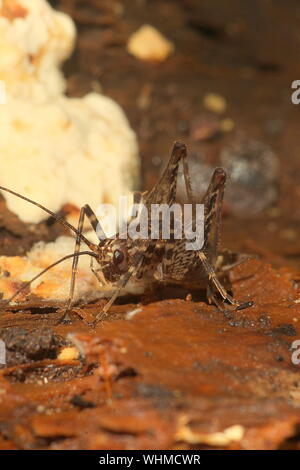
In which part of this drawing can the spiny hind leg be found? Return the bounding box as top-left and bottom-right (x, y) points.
(198, 251), (253, 311)
(202, 168), (226, 266)
(198, 252), (236, 305)
(207, 284), (253, 315)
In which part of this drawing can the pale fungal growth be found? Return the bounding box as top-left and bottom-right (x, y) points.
(0, 236), (145, 303)
(127, 24), (174, 62)
(57, 346), (79, 362)
(0, 0), (140, 224)
(0, 0), (75, 101)
(175, 416), (245, 446)
(0, 93), (139, 224)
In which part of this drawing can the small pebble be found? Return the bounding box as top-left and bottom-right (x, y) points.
(220, 118), (235, 132)
(126, 307), (142, 320)
(203, 93), (227, 113)
(127, 25), (174, 62)
(36, 405), (46, 413)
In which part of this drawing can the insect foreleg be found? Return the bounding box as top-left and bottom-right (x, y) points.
(90, 256), (107, 287)
(66, 204), (107, 313)
(93, 254), (144, 326)
(198, 251), (237, 305)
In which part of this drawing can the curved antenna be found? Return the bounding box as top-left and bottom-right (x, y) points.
(5, 250), (99, 304)
(0, 185), (97, 251)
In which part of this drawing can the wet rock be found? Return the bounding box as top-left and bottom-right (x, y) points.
(0, 327), (66, 365)
(220, 139), (279, 216)
(271, 324), (297, 337)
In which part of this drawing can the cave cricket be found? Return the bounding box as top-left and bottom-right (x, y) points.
(0, 142), (252, 325)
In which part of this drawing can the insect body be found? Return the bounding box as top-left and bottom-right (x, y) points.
(0, 142), (252, 325)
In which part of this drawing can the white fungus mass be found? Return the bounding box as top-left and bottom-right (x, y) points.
(0, 0), (139, 224)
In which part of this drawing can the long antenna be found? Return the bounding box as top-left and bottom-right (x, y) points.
(5, 251), (99, 304)
(0, 185), (97, 251)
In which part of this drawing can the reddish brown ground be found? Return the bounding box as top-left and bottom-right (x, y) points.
(1, 0), (300, 450)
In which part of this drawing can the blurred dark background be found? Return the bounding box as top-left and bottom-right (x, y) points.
(51, 0), (300, 264)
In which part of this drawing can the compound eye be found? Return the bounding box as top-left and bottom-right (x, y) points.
(113, 249), (125, 266)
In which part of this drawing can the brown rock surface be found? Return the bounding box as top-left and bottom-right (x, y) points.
(1, 0), (300, 450)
